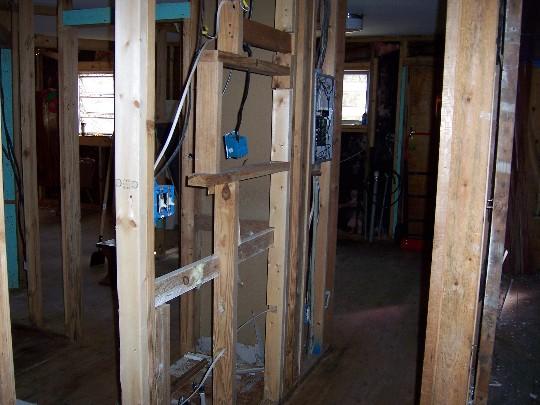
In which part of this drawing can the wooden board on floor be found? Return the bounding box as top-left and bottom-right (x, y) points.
(420, 1), (501, 403)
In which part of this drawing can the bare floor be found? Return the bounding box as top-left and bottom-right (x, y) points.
(287, 241), (424, 405)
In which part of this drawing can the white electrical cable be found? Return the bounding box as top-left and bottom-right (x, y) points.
(179, 349), (226, 405)
(154, 0), (230, 171)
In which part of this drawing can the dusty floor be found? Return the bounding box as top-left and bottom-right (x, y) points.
(287, 241), (424, 405)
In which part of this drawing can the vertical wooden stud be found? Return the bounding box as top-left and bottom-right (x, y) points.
(474, 0), (523, 403)
(58, 0), (83, 342)
(18, 0), (42, 327)
(0, 98), (16, 405)
(114, 0), (156, 403)
(212, 182), (239, 405)
(420, 0), (500, 403)
(264, 89), (292, 402)
(153, 304), (171, 405)
(180, 0), (200, 356)
(217, 0), (243, 54)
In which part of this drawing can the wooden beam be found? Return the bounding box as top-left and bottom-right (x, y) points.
(420, 0), (501, 403)
(0, 97), (16, 405)
(155, 255), (220, 307)
(187, 162), (290, 188)
(58, 0), (82, 342)
(264, 88), (292, 402)
(155, 27), (168, 123)
(200, 50), (291, 77)
(238, 228), (274, 263)
(179, 0), (199, 357)
(114, 0), (156, 403)
(153, 304), (171, 405)
(243, 19), (292, 54)
(78, 61), (113, 72)
(212, 182), (239, 404)
(35, 34), (113, 51)
(322, 0), (347, 349)
(217, 0), (243, 54)
(474, 0), (523, 402)
(285, 0), (317, 390)
(19, 0), (42, 327)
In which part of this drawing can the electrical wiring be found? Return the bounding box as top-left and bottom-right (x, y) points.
(237, 308), (271, 332)
(179, 349), (226, 405)
(234, 43), (252, 135)
(154, 0), (230, 172)
(316, 0), (330, 70)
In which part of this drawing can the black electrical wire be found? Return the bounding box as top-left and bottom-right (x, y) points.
(316, 0), (330, 70)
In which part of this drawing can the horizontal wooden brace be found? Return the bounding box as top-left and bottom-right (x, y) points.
(155, 255), (220, 307)
(201, 50), (291, 76)
(155, 228), (275, 306)
(243, 19), (292, 54)
(188, 161), (290, 188)
(63, 3), (190, 26)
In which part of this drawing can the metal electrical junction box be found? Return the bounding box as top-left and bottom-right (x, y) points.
(312, 71), (336, 164)
(154, 182), (175, 223)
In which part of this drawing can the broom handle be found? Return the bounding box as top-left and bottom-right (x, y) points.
(99, 149), (113, 237)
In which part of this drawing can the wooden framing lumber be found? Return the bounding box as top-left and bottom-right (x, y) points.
(19, 0), (42, 327)
(156, 228), (274, 306)
(155, 255), (220, 307)
(217, 0), (243, 54)
(243, 19), (292, 54)
(35, 34), (113, 52)
(474, 0), (523, 402)
(58, 0), (82, 342)
(212, 182), (240, 404)
(114, 0), (156, 403)
(179, 0), (199, 357)
(285, 0), (317, 389)
(187, 161), (290, 188)
(153, 304), (171, 405)
(0, 98), (16, 405)
(200, 50), (291, 77)
(420, 0), (501, 403)
(264, 88), (292, 402)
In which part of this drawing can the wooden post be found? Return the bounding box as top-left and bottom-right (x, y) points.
(264, 88), (292, 402)
(114, 1), (156, 403)
(474, 0), (523, 403)
(58, 0), (82, 342)
(18, 0), (42, 327)
(154, 304), (171, 405)
(0, 98), (16, 405)
(155, 27), (168, 123)
(420, 0), (500, 403)
(180, 0), (199, 356)
(213, 182), (239, 405)
(217, 0), (243, 54)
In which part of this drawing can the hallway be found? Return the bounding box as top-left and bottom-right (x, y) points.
(287, 242), (424, 405)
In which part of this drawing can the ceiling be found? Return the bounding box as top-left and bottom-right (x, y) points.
(347, 0), (443, 37)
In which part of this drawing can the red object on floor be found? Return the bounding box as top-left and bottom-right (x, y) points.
(400, 238), (424, 252)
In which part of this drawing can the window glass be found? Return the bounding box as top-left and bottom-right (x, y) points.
(342, 71), (369, 123)
(78, 73), (114, 135)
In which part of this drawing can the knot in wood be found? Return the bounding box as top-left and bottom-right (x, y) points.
(182, 276), (190, 285)
(221, 184), (231, 200)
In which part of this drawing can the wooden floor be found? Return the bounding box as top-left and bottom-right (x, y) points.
(287, 241), (424, 405)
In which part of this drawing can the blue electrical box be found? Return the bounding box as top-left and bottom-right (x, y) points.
(223, 131), (248, 159)
(154, 182), (175, 223)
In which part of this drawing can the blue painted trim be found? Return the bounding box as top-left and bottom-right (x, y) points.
(391, 66), (408, 239)
(63, 2), (190, 26)
(0, 49), (19, 289)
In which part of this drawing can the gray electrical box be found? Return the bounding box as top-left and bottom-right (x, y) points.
(312, 70), (336, 164)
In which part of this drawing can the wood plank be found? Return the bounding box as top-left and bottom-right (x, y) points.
(153, 304), (171, 405)
(155, 255), (220, 307)
(201, 50), (291, 77)
(474, 0), (523, 402)
(217, 0), (243, 54)
(285, 0), (317, 390)
(243, 19), (292, 54)
(264, 88), (292, 402)
(78, 61), (113, 72)
(194, 59), (222, 174)
(19, 0), (42, 327)
(0, 95), (16, 405)
(114, 0), (156, 403)
(58, 0), (82, 342)
(35, 34), (113, 51)
(155, 27), (168, 123)
(213, 182), (240, 404)
(188, 161), (289, 188)
(239, 228), (274, 264)
(420, 0), (501, 403)
(322, 0), (347, 349)
(179, 0), (199, 358)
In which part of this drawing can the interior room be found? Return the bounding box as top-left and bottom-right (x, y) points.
(0, 0), (538, 404)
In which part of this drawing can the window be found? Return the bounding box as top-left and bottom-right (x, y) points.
(78, 73), (114, 135)
(341, 71), (369, 124)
